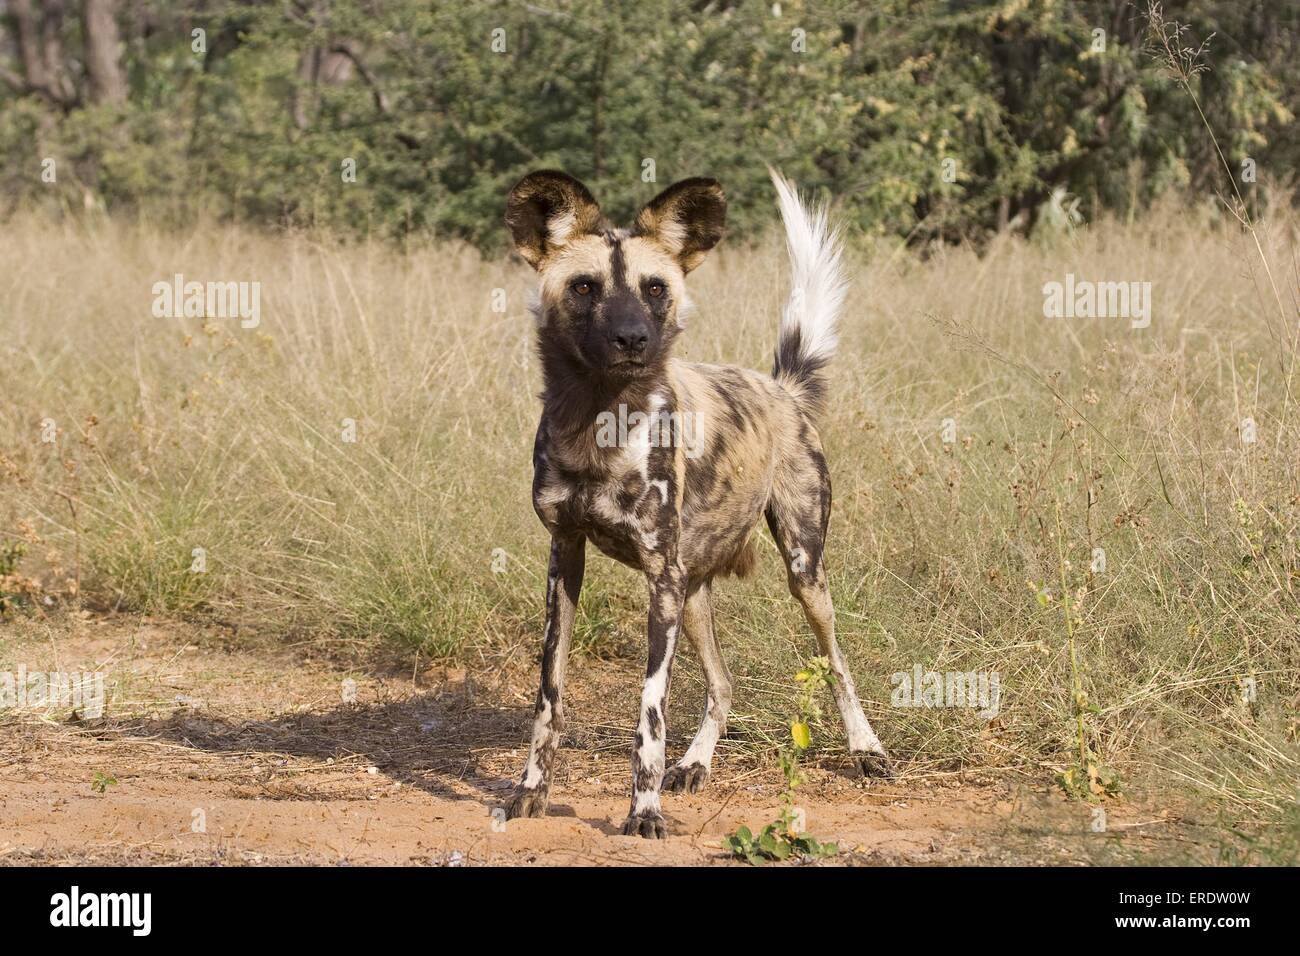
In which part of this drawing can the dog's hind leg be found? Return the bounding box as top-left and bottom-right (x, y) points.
(504, 533), (585, 819)
(663, 579), (731, 794)
(766, 465), (892, 777)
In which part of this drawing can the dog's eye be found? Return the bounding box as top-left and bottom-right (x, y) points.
(646, 282), (666, 299)
(571, 280), (594, 296)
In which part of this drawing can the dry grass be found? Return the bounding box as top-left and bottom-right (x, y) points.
(1, 197), (1297, 841)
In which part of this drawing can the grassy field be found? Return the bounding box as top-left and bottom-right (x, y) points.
(1, 201), (1297, 855)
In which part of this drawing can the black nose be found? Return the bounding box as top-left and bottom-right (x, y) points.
(613, 328), (648, 353)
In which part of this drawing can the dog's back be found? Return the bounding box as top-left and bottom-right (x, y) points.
(653, 170), (849, 581)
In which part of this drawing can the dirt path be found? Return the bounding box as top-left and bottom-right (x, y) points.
(0, 615), (1190, 865)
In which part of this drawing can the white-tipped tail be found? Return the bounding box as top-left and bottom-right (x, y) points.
(769, 168), (848, 418)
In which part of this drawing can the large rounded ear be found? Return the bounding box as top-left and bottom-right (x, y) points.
(633, 178), (726, 272)
(505, 170), (603, 269)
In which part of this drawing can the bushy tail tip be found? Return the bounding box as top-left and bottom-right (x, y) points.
(769, 168), (848, 420)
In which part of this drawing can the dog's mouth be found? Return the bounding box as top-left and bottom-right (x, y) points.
(606, 358), (648, 375)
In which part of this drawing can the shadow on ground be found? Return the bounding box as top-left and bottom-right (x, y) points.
(109, 688), (532, 807)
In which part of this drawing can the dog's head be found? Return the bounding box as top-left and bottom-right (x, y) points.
(506, 171), (725, 382)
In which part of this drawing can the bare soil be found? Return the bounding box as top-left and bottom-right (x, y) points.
(0, 615), (1209, 866)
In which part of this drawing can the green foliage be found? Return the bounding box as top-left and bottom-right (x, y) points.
(724, 823), (838, 867)
(726, 658), (840, 865)
(1, 1), (1295, 248)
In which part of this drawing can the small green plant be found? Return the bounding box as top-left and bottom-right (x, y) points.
(91, 771), (117, 794)
(1049, 502), (1122, 802)
(725, 658), (840, 865)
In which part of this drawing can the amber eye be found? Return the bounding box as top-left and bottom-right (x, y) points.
(646, 282), (666, 299)
(571, 280), (594, 296)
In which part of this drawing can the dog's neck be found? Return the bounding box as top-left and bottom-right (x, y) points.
(538, 345), (673, 474)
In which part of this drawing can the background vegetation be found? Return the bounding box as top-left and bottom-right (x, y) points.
(1, 0), (1297, 248)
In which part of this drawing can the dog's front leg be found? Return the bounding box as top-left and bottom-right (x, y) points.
(622, 561), (687, 838)
(504, 533), (585, 820)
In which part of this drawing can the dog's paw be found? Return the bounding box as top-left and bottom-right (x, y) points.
(662, 762), (710, 794)
(851, 749), (894, 779)
(620, 810), (668, 839)
(502, 785), (548, 820)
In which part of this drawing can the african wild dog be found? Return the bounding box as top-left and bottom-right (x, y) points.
(502, 169), (891, 839)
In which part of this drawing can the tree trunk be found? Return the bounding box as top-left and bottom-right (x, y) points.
(291, 46), (321, 130)
(8, 0), (51, 91)
(39, 0), (76, 102)
(82, 0), (127, 105)
(1, 0), (75, 106)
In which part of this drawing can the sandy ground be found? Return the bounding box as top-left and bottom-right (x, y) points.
(0, 614), (1201, 866)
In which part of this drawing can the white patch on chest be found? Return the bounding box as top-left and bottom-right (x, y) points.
(648, 479), (669, 505)
(617, 392), (666, 480)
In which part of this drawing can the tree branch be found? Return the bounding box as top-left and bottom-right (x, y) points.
(329, 41), (389, 115)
